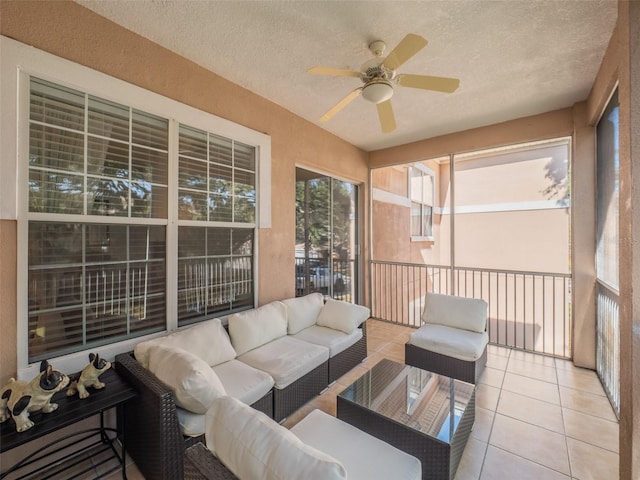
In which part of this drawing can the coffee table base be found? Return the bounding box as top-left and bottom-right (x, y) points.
(337, 389), (475, 480)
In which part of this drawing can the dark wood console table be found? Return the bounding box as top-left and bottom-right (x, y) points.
(1, 367), (138, 479)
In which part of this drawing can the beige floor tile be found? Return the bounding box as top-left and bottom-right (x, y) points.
(502, 372), (561, 405)
(476, 384), (501, 411)
(378, 341), (405, 363)
(497, 390), (565, 434)
(509, 349), (557, 367)
(567, 437), (619, 480)
(556, 368), (606, 397)
(507, 357), (558, 384)
(480, 445), (570, 480)
(554, 358), (578, 371)
(489, 414), (570, 475)
(454, 438), (487, 480)
(366, 334), (387, 353)
(335, 363), (369, 387)
(559, 386), (617, 421)
(478, 366), (505, 389)
(562, 408), (619, 453)
(486, 353), (509, 370)
(360, 351), (385, 369)
(471, 407), (495, 443)
(487, 344), (512, 358)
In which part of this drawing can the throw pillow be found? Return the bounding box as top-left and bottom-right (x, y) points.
(316, 299), (370, 334)
(147, 345), (226, 414)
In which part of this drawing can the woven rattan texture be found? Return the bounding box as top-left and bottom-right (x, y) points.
(273, 361), (329, 421)
(115, 353), (184, 480)
(405, 343), (487, 384)
(329, 331), (367, 383)
(184, 443), (237, 480)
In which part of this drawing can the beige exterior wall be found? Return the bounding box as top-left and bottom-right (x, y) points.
(0, 1), (369, 384)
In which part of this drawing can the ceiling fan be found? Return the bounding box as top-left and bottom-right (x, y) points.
(308, 34), (460, 133)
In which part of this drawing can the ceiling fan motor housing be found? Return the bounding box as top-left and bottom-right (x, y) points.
(362, 79), (394, 104)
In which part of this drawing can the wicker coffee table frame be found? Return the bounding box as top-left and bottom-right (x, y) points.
(337, 364), (476, 480)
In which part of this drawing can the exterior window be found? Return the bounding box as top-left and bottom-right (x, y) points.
(177, 125), (256, 326)
(27, 78), (169, 362)
(409, 166), (434, 239)
(25, 77), (259, 362)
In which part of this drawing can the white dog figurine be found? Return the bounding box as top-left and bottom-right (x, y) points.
(0, 360), (70, 432)
(66, 353), (111, 399)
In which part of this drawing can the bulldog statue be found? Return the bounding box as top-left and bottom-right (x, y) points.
(66, 353), (111, 399)
(0, 360), (69, 432)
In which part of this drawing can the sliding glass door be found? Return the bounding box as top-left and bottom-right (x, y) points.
(295, 168), (359, 302)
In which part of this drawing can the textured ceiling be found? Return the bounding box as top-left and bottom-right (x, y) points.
(76, 0), (617, 152)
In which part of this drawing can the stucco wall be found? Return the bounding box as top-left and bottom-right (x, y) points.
(0, 1), (369, 382)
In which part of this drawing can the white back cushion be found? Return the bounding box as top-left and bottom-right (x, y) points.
(148, 345), (226, 414)
(422, 292), (487, 333)
(283, 293), (324, 334)
(206, 396), (346, 480)
(134, 317), (236, 368)
(228, 301), (288, 355)
(316, 299), (370, 334)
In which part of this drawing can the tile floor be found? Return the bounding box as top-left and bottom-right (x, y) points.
(111, 318), (619, 480)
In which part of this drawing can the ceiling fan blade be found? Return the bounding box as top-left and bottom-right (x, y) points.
(308, 67), (362, 78)
(397, 74), (460, 93)
(377, 100), (397, 133)
(382, 34), (428, 71)
(320, 88), (362, 122)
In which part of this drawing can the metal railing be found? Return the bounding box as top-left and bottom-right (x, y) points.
(371, 261), (572, 359)
(596, 281), (620, 415)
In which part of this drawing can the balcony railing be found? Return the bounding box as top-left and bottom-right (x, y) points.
(371, 261), (572, 359)
(295, 258), (354, 302)
(596, 281), (620, 414)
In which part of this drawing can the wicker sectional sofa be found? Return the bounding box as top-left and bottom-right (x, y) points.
(115, 293), (369, 480)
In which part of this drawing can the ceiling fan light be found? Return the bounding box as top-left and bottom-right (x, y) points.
(362, 81), (393, 104)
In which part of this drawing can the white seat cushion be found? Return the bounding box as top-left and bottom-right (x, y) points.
(237, 336), (329, 389)
(176, 407), (206, 437)
(291, 409), (421, 480)
(408, 324), (489, 362)
(283, 293), (324, 334)
(206, 396), (346, 480)
(212, 359), (274, 406)
(292, 325), (362, 357)
(423, 292), (487, 333)
(228, 301), (288, 355)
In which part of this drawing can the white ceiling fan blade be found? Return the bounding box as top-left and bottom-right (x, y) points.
(397, 74), (460, 93)
(308, 67), (362, 78)
(377, 100), (396, 133)
(381, 34), (428, 71)
(320, 88), (362, 122)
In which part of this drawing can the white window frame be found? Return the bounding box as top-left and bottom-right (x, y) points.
(408, 164), (435, 241)
(1, 36), (271, 379)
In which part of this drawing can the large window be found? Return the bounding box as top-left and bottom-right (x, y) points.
(23, 76), (263, 363)
(409, 166), (434, 239)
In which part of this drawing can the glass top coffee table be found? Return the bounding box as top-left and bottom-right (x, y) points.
(337, 358), (475, 480)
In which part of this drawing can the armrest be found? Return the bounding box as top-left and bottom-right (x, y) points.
(184, 443), (237, 480)
(115, 352), (184, 480)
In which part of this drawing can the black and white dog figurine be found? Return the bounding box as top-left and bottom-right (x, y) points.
(0, 360), (69, 432)
(66, 353), (111, 399)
